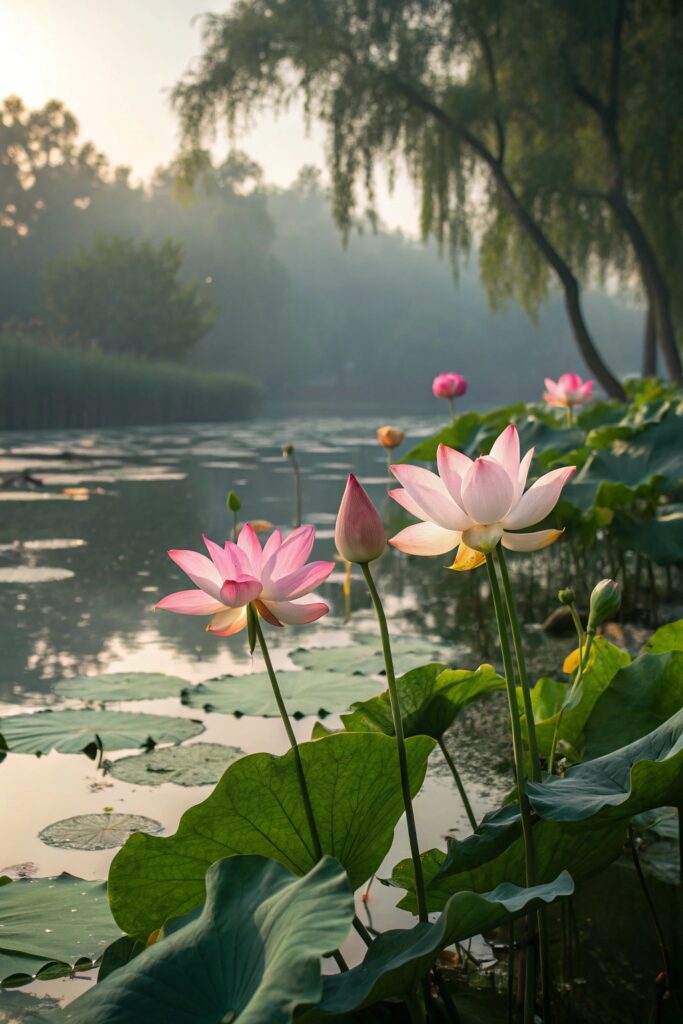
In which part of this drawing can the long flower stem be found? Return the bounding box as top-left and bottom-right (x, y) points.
(496, 547), (551, 1023)
(252, 610), (322, 860)
(485, 554), (537, 1024)
(361, 561), (428, 924)
(290, 452), (302, 527)
(496, 547), (541, 783)
(448, 396), (455, 423)
(548, 630), (594, 776)
(437, 736), (477, 832)
(628, 827), (678, 1009)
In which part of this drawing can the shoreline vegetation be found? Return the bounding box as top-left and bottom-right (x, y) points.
(0, 335), (261, 430)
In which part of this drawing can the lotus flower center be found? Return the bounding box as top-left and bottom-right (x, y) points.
(462, 523), (504, 554)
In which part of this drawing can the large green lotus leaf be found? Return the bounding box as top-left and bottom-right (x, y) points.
(109, 743), (245, 787)
(399, 412), (484, 463)
(0, 709), (204, 755)
(108, 731), (435, 940)
(312, 872), (573, 1016)
(0, 875), (120, 988)
(644, 618), (683, 654)
(611, 509), (683, 566)
(0, 990), (61, 1018)
(583, 652), (683, 759)
(54, 672), (189, 702)
(529, 709), (683, 823)
(42, 857), (354, 1024)
(181, 671), (382, 717)
(340, 664), (504, 740)
(523, 638), (630, 761)
(38, 813), (163, 851)
(576, 412), (683, 495)
(289, 635), (446, 678)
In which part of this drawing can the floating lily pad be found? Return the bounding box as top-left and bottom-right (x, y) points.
(0, 874), (120, 988)
(0, 539), (86, 552)
(54, 672), (189, 703)
(0, 709), (204, 755)
(290, 634), (446, 677)
(39, 814), (164, 851)
(182, 672), (382, 717)
(0, 567), (74, 584)
(109, 744), (244, 787)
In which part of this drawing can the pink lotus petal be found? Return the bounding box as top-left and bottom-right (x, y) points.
(255, 599), (283, 627)
(260, 596), (330, 625)
(436, 444), (472, 505)
(219, 574), (263, 607)
(513, 448), (535, 506)
(489, 425), (520, 484)
(203, 535), (237, 580)
(263, 525), (315, 581)
(388, 487), (430, 521)
(544, 378), (560, 397)
(559, 373), (582, 392)
(168, 549), (222, 599)
(224, 540), (252, 575)
(501, 529), (563, 552)
(460, 457), (514, 525)
(237, 523), (263, 573)
(155, 589), (226, 615)
(261, 529), (283, 562)
(207, 607), (248, 636)
(389, 522), (461, 556)
(502, 466), (576, 530)
(264, 560), (335, 601)
(390, 464), (472, 531)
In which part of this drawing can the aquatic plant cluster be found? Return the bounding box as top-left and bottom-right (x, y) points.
(1, 377), (682, 1023)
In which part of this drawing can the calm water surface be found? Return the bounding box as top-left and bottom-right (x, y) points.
(0, 417), (675, 1021)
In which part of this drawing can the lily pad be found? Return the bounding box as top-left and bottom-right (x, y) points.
(38, 814), (164, 851)
(290, 634), (446, 678)
(109, 744), (244, 787)
(44, 856), (354, 1024)
(0, 709), (204, 755)
(0, 874), (120, 988)
(181, 672), (382, 717)
(108, 731), (435, 940)
(0, 567), (74, 584)
(54, 672), (189, 702)
(341, 663), (504, 740)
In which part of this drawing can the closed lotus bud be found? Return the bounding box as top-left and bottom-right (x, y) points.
(227, 491), (241, 513)
(376, 425), (405, 449)
(588, 579), (621, 630)
(282, 443), (294, 458)
(558, 588), (575, 606)
(335, 474), (386, 564)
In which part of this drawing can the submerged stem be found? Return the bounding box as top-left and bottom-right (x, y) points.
(437, 736), (477, 832)
(251, 608), (322, 861)
(361, 561), (428, 924)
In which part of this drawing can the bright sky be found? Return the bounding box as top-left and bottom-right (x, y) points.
(0, 0), (420, 232)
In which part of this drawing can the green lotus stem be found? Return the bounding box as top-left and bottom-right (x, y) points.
(628, 826), (678, 1012)
(251, 609), (322, 861)
(437, 736), (477, 832)
(361, 561), (428, 925)
(495, 547), (551, 1022)
(232, 509), (238, 542)
(548, 629), (594, 776)
(331, 949), (349, 972)
(448, 396), (455, 423)
(496, 547), (541, 783)
(284, 445), (302, 527)
(566, 406), (573, 428)
(485, 554), (537, 1024)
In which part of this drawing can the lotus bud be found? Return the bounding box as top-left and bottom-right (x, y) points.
(227, 490), (241, 513)
(376, 425), (405, 449)
(558, 588), (575, 606)
(335, 474), (386, 564)
(588, 579), (621, 630)
(282, 443), (294, 458)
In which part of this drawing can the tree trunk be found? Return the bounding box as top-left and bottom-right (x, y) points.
(607, 194), (682, 383)
(642, 304), (657, 377)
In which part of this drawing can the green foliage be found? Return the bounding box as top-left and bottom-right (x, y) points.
(289, 635), (446, 677)
(180, 670), (383, 717)
(38, 813), (163, 851)
(0, 335), (260, 429)
(0, 875), (120, 988)
(42, 236), (216, 361)
(43, 857), (354, 1024)
(54, 672), (189, 702)
(0, 709), (204, 755)
(108, 731), (434, 941)
(109, 744), (245, 788)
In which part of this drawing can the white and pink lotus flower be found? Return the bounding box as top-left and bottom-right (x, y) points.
(389, 424), (575, 568)
(156, 523), (334, 635)
(544, 373), (593, 410)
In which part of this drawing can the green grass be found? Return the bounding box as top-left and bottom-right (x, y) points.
(0, 336), (261, 429)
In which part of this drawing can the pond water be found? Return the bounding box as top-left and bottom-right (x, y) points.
(0, 417), (677, 1022)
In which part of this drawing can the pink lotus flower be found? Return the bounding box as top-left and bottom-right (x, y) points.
(544, 373), (593, 409)
(432, 373), (468, 399)
(156, 523), (334, 635)
(335, 474), (386, 564)
(389, 424), (575, 567)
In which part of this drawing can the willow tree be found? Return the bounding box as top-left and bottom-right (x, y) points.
(173, 0), (678, 399)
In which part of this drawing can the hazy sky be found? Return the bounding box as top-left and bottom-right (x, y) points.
(0, 0), (419, 231)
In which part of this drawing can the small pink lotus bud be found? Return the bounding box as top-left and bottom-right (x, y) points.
(432, 373), (468, 399)
(335, 474), (386, 563)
